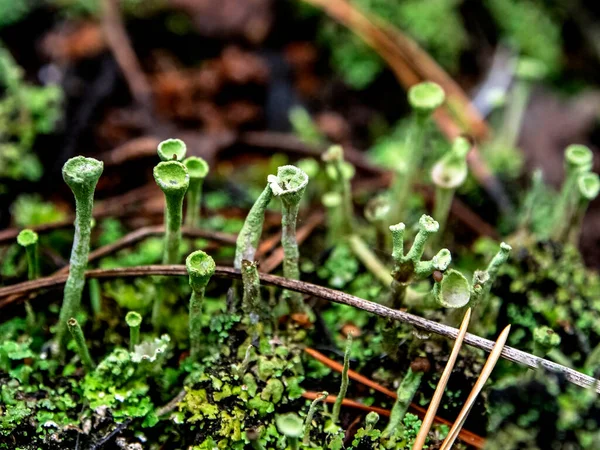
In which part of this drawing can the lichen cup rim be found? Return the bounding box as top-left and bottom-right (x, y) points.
(153, 161), (190, 194)
(436, 269), (470, 308)
(565, 144), (593, 170)
(17, 229), (38, 247)
(268, 165), (309, 200)
(184, 156), (209, 179)
(186, 250), (216, 291)
(62, 156), (104, 189)
(408, 81), (446, 113)
(158, 138), (187, 161)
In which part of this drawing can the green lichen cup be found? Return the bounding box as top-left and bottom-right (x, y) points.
(157, 138), (187, 161)
(186, 250), (216, 293)
(408, 81), (446, 115)
(433, 269), (471, 308)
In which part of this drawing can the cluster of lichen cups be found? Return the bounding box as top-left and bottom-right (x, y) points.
(16, 77), (600, 448)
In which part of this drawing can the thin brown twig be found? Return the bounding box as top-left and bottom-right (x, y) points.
(302, 391), (391, 417)
(0, 265), (597, 394)
(101, 0), (152, 110)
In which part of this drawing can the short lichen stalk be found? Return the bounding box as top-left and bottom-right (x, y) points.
(388, 82), (445, 224)
(332, 333), (352, 424)
(17, 229), (39, 326)
(551, 145), (593, 241)
(17, 229), (40, 280)
(186, 250), (216, 360)
(245, 428), (266, 450)
(382, 365), (426, 439)
(56, 156), (104, 351)
(183, 156), (209, 228)
(303, 391), (328, 445)
(154, 160), (190, 264)
(322, 145), (355, 235)
(565, 172), (600, 245)
(365, 195), (391, 251)
(67, 318), (95, 372)
(126, 311), (142, 352)
(234, 184), (273, 269)
(468, 242), (512, 309)
(431, 136), (471, 244)
(241, 259), (263, 325)
(268, 165), (309, 312)
(322, 192), (344, 245)
(388, 215), (452, 307)
(276, 413), (303, 450)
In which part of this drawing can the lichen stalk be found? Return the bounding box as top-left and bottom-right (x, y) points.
(566, 172), (600, 244)
(125, 311), (142, 352)
(382, 368), (424, 438)
(67, 318), (95, 372)
(183, 156), (209, 228)
(332, 332), (352, 423)
(322, 191), (344, 245)
(17, 229), (39, 326)
(322, 145), (354, 235)
(241, 259), (262, 323)
(268, 165), (309, 312)
(154, 161), (190, 264)
(468, 242), (511, 309)
(17, 229), (39, 280)
(234, 184), (273, 269)
(303, 391), (328, 444)
(551, 145), (593, 240)
(388, 82), (445, 224)
(56, 156), (103, 350)
(431, 136), (470, 243)
(186, 250), (216, 360)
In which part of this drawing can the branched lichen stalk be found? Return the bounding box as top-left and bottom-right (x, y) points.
(303, 391), (328, 444)
(268, 165), (309, 312)
(234, 184), (273, 269)
(126, 311), (142, 352)
(67, 318), (95, 372)
(388, 215), (450, 306)
(332, 333), (352, 423)
(469, 242), (511, 309)
(186, 250), (216, 360)
(183, 156), (209, 228)
(241, 259), (262, 323)
(389, 82), (445, 224)
(382, 368), (424, 438)
(154, 161), (190, 264)
(56, 156), (103, 351)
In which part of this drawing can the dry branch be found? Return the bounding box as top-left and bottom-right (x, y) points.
(0, 265), (597, 394)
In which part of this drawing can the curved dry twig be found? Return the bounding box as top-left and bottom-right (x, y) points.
(0, 264), (597, 394)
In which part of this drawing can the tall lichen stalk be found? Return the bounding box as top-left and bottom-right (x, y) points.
(234, 184), (273, 269)
(268, 165), (309, 312)
(154, 161), (190, 264)
(56, 156), (103, 351)
(183, 156), (209, 228)
(388, 82), (445, 224)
